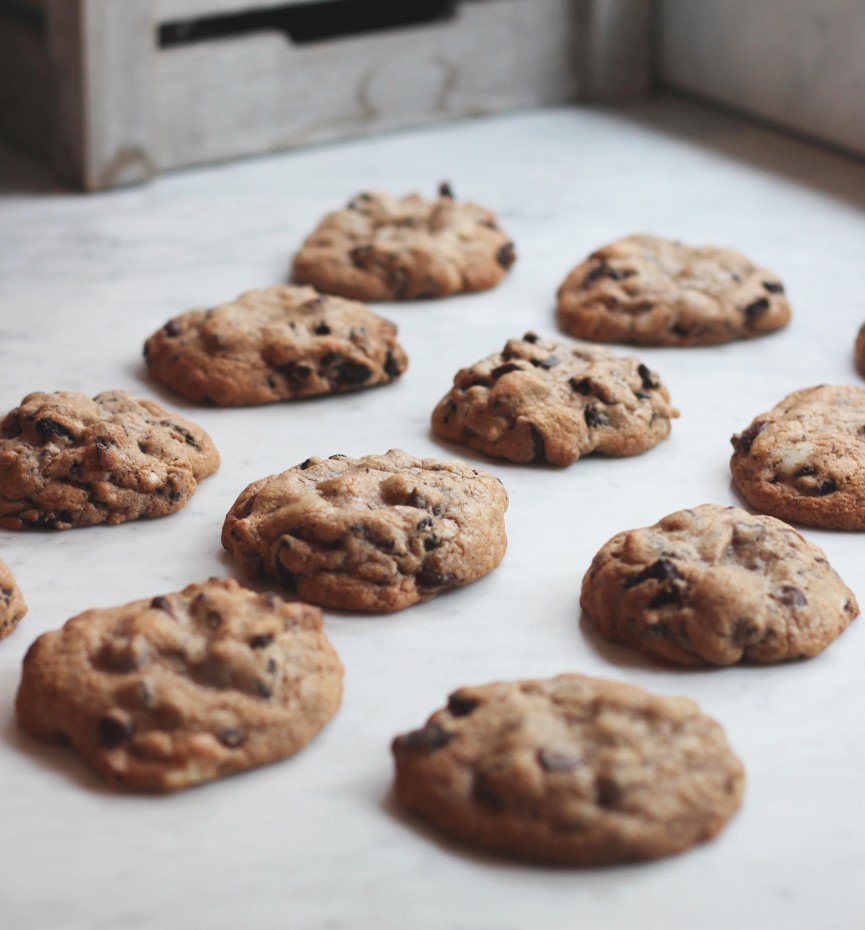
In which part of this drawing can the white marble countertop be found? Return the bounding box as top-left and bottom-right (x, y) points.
(2, 96), (865, 930)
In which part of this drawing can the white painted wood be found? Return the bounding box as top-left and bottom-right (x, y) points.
(154, 0), (584, 171)
(659, 0), (865, 158)
(582, 0), (652, 100)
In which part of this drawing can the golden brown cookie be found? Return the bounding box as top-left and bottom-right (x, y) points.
(581, 504), (858, 665)
(731, 385), (865, 529)
(0, 559), (26, 639)
(431, 332), (678, 465)
(222, 449), (508, 612)
(143, 285), (408, 405)
(16, 578), (343, 791)
(556, 234), (790, 346)
(392, 674), (744, 865)
(0, 390), (219, 529)
(292, 184), (516, 301)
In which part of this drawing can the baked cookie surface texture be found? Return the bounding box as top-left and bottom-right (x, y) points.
(431, 333), (678, 465)
(392, 673), (744, 865)
(222, 449), (508, 612)
(581, 503), (858, 665)
(16, 578), (343, 791)
(731, 385), (865, 529)
(556, 234), (790, 346)
(143, 285), (408, 405)
(292, 185), (516, 301)
(0, 390), (219, 530)
(0, 559), (27, 639)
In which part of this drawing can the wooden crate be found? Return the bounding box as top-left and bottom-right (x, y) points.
(0, 0), (650, 189)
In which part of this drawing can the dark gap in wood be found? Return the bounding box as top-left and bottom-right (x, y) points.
(0, 0), (45, 36)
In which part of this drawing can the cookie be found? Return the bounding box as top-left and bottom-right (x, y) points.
(222, 448), (508, 612)
(0, 390), (219, 530)
(556, 234), (791, 346)
(431, 333), (678, 466)
(392, 673), (744, 865)
(0, 559), (27, 639)
(731, 385), (865, 530)
(143, 285), (408, 405)
(16, 578), (343, 791)
(855, 323), (865, 378)
(291, 184), (516, 301)
(581, 504), (858, 666)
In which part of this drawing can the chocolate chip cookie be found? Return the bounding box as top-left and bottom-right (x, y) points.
(222, 449), (508, 612)
(0, 559), (26, 639)
(581, 504), (858, 666)
(143, 285), (408, 405)
(731, 385), (865, 530)
(0, 390), (219, 529)
(16, 578), (343, 791)
(292, 184), (516, 301)
(556, 234), (791, 346)
(392, 673), (744, 865)
(431, 333), (678, 465)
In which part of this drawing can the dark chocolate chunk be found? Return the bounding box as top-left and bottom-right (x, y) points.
(279, 362), (312, 386)
(447, 693), (478, 717)
(255, 680), (273, 699)
(584, 261), (607, 285)
(275, 549), (299, 592)
(496, 242), (516, 269)
(637, 363), (658, 391)
(731, 420), (768, 454)
(623, 558), (681, 590)
(97, 714), (135, 748)
(384, 350), (402, 379)
(249, 634), (274, 649)
(35, 418), (74, 442)
(349, 244), (373, 267)
(313, 322), (331, 336)
(219, 728), (244, 748)
(795, 465), (817, 478)
(241, 493), (257, 518)
(778, 585), (807, 607)
(165, 422), (200, 449)
(150, 596), (176, 617)
(163, 319), (182, 337)
(584, 405), (611, 429)
(416, 517), (433, 530)
(491, 362), (521, 379)
(522, 332), (539, 344)
(529, 423), (546, 462)
(438, 181), (454, 199)
(595, 773), (622, 808)
(394, 723), (454, 752)
(647, 588), (681, 609)
(335, 361), (372, 385)
(763, 281), (785, 294)
(743, 297), (770, 319)
(569, 377), (592, 395)
(416, 568), (457, 589)
(816, 478), (838, 495)
(530, 355), (559, 370)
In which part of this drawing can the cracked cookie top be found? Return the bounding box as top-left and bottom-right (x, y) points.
(143, 285), (408, 405)
(221, 448), (508, 612)
(731, 385), (865, 529)
(392, 673), (744, 865)
(0, 559), (27, 639)
(16, 578), (343, 791)
(581, 504), (858, 665)
(556, 234), (790, 346)
(291, 184), (516, 301)
(0, 390), (219, 529)
(431, 333), (678, 466)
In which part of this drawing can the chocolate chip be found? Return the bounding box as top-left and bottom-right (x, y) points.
(166, 423), (199, 449)
(349, 244), (373, 267)
(596, 774), (622, 807)
(249, 634), (274, 649)
(0, 587), (11, 605)
(569, 377), (592, 395)
(163, 319), (182, 337)
(255, 680), (273, 699)
(438, 181), (454, 199)
(623, 558), (681, 590)
(431, 505), (444, 517)
(423, 536), (440, 552)
(335, 361), (372, 385)
(35, 418), (74, 442)
(300, 458), (312, 470)
(522, 332), (539, 344)
(219, 728), (244, 748)
(241, 493), (257, 518)
(778, 585), (807, 607)
(528, 423), (546, 462)
(394, 724), (454, 752)
(530, 355), (559, 369)
(416, 517), (433, 530)
(314, 322), (331, 336)
(637, 363), (658, 391)
(584, 405), (611, 429)
(472, 775), (504, 810)
(280, 362), (312, 386)
(731, 420), (768, 454)
(275, 549), (299, 592)
(795, 466), (817, 478)
(816, 478), (838, 495)
(584, 261), (607, 284)
(763, 281), (785, 294)
(384, 350), (402, 378)
(648, 589), (681, 608)
(496, 242), (516, 269)
(671, 322), (691, 338)
(416, 569), (457, 589)
(150, 596), (176, 617)
(97, 714), (135, 747)
(538, 749), (584, 772)
(447, 694), (478, 717)
(348, 192), (372, 209)
(491, 362), (521, 379)
(743, 297), (770, 319)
